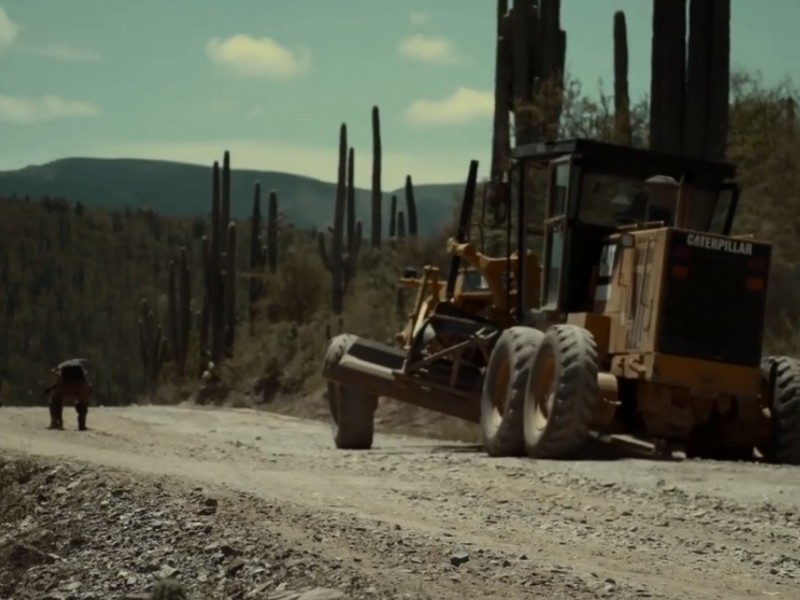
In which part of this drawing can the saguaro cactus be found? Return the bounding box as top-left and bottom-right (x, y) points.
(248, 184), (280, 332)
(684, 0), (730, 160)
(370, 106), (382, 249)
(613, 11), (632, 146)
(490, 0), (511, 185)
(649, 0), (730, 160)
(223, 222), (237, 354)
(346, 147), (356, 255)
(198, 239), (210, 372)
(138, 298), (167, 388)
(389, 195), (397, 238)
(396, 211), (406, 239)
(201, 153), (238, 364)
(504, 0), (566, 145)
(166, 247), (191, 376)
(404, 175), (418, 237)
(220, 151), (231, 245)
(249, 182), (263, 329)
(318, 124), (363, 314)
(649, 0), (686, 154)
(267, 190), (278, 272)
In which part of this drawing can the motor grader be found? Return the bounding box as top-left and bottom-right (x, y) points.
(322, 138), (800, 464)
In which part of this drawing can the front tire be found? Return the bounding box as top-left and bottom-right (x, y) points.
(324, 334), (378, 450)
(480, 327), (544, 457)
(523, 324), (598, 459)
(760, 356), (800, 465)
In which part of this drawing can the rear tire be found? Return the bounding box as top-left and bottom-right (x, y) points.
(760, 356), (800, 465)
(324, 334), (378, 450)
(480, 327), (544, 457)
(523, 324), (598, 459)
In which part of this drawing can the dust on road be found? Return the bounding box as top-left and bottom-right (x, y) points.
(1, 404), (798, 599)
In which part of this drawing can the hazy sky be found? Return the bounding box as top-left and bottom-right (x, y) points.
(0, 0), (796, 188)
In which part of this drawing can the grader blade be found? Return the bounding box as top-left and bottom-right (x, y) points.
(324, 336), (481, 422)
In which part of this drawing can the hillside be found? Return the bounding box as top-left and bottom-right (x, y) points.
(0, 187), (446, 407)
(0, 196), (205, 403)
(0, 158), (462, 237)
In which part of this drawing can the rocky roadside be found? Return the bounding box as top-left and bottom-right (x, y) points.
(0, 452), (387, 600)
(0, 452), (612, 600)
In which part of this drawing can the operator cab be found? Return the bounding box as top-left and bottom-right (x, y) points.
(507, 138), (741, 316)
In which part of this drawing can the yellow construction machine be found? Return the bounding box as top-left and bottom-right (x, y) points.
(322, 138), (800, 464)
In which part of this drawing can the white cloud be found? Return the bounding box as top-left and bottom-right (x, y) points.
(34, 44), (101, 62)
(397, 34), (460, 65)
(405, 87), (494, 127)
(206, 34), (310, 79)
(78, 139), (489, 189)
(0, 6), (19, 52)
(409, 12), (431, 26)
(0, 94), (101, 124)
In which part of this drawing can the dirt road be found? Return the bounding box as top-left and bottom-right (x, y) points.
(1, 404), (799, 599)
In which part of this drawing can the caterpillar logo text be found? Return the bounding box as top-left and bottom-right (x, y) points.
(686, 234), (753, 256)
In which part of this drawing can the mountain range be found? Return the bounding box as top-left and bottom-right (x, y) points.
(0, 158), (466, 236)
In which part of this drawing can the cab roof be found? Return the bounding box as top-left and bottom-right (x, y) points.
(511, 138), (736, 189)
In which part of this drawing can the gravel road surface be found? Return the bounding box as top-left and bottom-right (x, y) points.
(1, 404), (798, 599)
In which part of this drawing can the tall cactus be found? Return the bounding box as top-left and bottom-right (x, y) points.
(248, 184), (280, 331)
(404, 175), (418, 237)
(648, 0), (730, 160)
(510, 1), (534, 145)
(389, 195), (397, 238)
(166, 247), (191, 376)
(223, 222), (236, 354)
(204, 161), (223, 363)
(138, 298), (166, 388)
(537, 0), (567, 140)
(490, 0), (511, 185)
(370, 106), (382, 249)
(249, 182), (263, 330)
(649, 0), (686, 154)
(396, 211), (406, 239)
(684, 0), (730, 160)
(198, 238), (210, 372)
(220, 151), (231, 244)
(505, 0), (566, 145)
(318, 123), (362, 314)
(346, 147), (356, 254)
(201, 152), (237, 364)
(267, 190), (278, 272)
(613, 11), (632, 146)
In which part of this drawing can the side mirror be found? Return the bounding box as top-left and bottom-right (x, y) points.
(619, 233), (636, 249)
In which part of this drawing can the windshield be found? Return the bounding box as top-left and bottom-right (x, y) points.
(577, 170), (734, 234)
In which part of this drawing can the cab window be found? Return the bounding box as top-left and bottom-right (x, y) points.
(708, 187), (736, 234)
(577, 172), (647, 227)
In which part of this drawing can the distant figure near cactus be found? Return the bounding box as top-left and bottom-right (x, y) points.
(43, 358), (93, 431)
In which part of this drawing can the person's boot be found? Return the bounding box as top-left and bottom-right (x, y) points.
(48, 402), (63, 430)
(76, 405), (88, 431)
(54, 401), (64, 430)
(47, 403), (58, 429)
